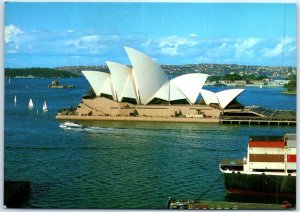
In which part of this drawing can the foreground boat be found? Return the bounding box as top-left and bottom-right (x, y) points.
(59, 121), (83, 129)
(220, 133), (296, 196)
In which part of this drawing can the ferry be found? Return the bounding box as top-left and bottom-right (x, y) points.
(59, 121), (84, 129)
(219, 133), (296, 196)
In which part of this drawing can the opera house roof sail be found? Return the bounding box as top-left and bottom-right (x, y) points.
(82, 47), (244, 109)
(82, 71), (114, 98)
(124, 46), (170, 105)
(106, 61), (137, 102)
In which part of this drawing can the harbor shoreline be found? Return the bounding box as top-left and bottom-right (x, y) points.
(56, 115), (220, 123)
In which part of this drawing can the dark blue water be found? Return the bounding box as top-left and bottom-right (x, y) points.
(4, 78), (296, 208)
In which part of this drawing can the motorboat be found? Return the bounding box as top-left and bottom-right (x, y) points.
(59, 121), (83, 129)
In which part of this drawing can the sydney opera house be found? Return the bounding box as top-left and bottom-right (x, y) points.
(58, 47), (245, 121)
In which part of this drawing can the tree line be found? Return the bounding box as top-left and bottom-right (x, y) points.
(207, 73), (268, 82)
(5, 68), (80, 78)
(284, 74), (296, 92)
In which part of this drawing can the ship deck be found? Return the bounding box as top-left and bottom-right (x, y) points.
(219, 159), (244, 172)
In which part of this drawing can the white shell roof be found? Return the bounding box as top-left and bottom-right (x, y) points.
(82, 71), (113, 97)
(81, 47), (244, 108)
(171, 73), (209, 104)
(200, 89), (219, 105)
(216, 89), (244, 109)
(200, 88), (244, 109)
(152, 81), (187, 102)
(106, 61), (137, 102)
(125, 46), (169, 105)
(122, 76), (138, 101)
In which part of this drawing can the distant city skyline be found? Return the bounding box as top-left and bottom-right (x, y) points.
(4, 2), (297, 68)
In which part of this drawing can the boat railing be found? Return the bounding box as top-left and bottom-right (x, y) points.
(219, 159), (244, 172)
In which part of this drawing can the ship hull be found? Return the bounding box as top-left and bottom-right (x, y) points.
(222, 172), (296, 196)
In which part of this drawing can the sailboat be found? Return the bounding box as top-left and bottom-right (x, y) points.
(8, 77), (10, 84)
(28, 98), (34, 109)
(43, 101), (48, 112)
(14, 95), (16, 104)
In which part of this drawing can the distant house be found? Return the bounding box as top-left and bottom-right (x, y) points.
(233, 80), (247, 86)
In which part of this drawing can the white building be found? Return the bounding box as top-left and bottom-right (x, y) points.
(72, 47), (244, 118)
(82, 47), (244, 110)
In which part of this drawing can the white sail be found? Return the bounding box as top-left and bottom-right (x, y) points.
(9, 78), (10, 84)
(14, 95), (16, 104)
(43, 101), (48, 112)
(28, 98), (34, 108)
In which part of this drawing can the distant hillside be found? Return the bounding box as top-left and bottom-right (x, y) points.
(5, 64), (297, 79)
(54, 66), (110, 76)
(5, 67), (81, 78)
(55, 64), (296, 79)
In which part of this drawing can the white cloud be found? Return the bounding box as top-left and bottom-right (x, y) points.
(161, 47), (179, 56)
(159, 35), (198, 48)
(260, 37), (295, 58)
(234, 38), (260, 58)
(4, 26), (296, 67)
(142, 38), (152, 47)
(234, 38), (260, 50)
(5, 25), (23, 43)
(189, 33), (198, 37)
(206, 41), (232, 58)
(69, 35), (120, 54)
(158, 35), (199, 56)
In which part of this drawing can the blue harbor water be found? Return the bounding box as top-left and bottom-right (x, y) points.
(4, 78), (296, 208)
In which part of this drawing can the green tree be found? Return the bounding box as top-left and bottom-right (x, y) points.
(284, 74), (296, 92)
(223, 74), (242, 81)
(5, 68), (80, 78)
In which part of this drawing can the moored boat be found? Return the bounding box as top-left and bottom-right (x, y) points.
(219, 133), (296, 196)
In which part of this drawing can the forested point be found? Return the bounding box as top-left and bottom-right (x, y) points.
(284, 74), (296, 93)
(5, 68), (81, 78)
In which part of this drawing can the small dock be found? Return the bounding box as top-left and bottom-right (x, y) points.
(220, 117), (296, 125)
(220, 106), (296, 126)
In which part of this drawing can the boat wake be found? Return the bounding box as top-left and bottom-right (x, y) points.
(59, 124), (124, 133)
(59, 126), (85, 131)
(82, 126), (117, 133)
(60, 125), (159, 137)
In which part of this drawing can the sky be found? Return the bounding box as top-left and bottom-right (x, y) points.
(4, 2), (297, 68)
